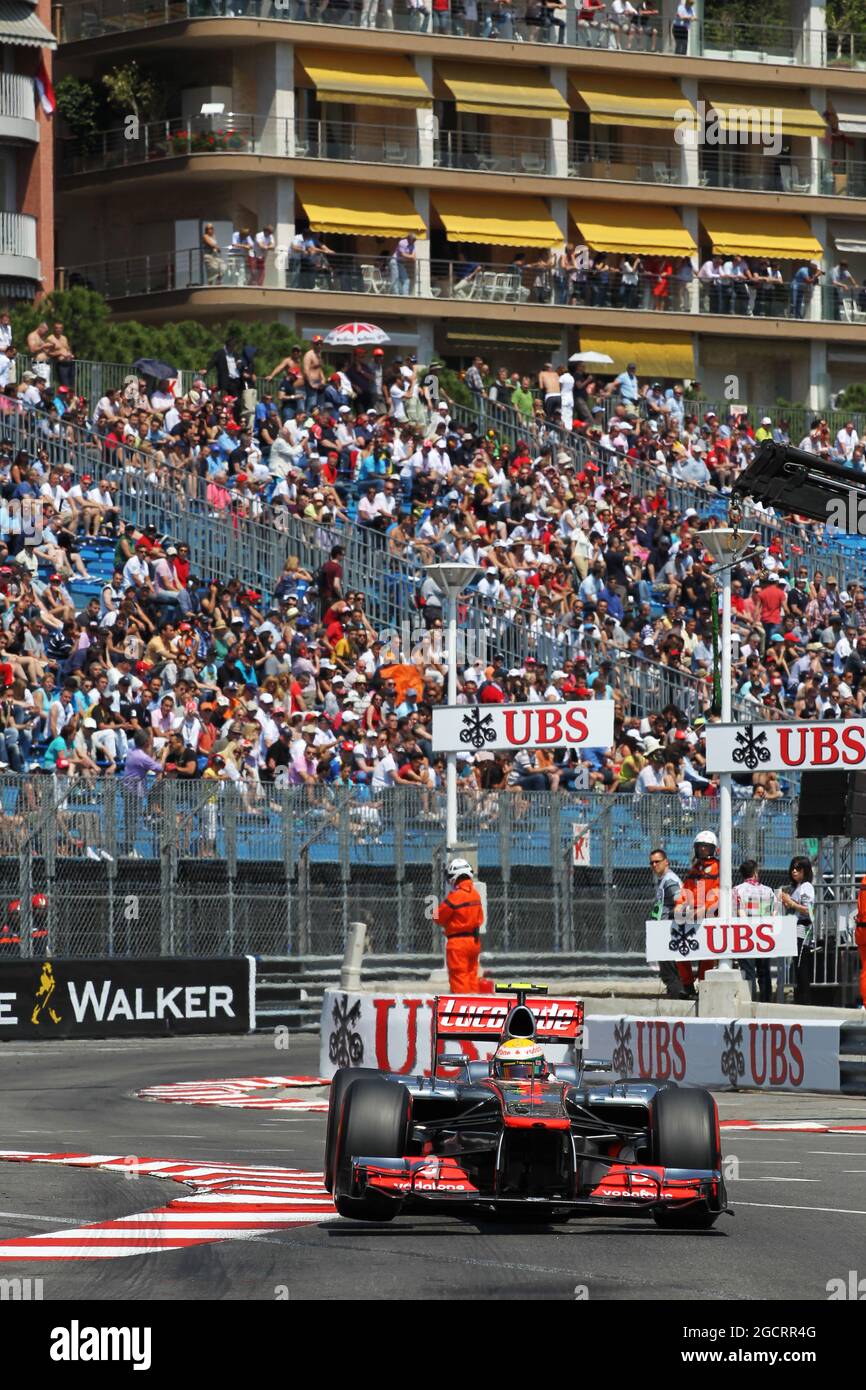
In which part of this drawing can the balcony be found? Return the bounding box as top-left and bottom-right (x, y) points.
(0, 212), (40, 285)
(59, 247), (866, 333)
(59, 112), (429, 175)
(0, 73), (38, 145)
(56, 115), (866, 207)
(56, 0), (866, 72)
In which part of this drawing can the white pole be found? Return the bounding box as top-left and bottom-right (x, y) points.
(446, 586), (458, 852)
(718, 568), (733, 966)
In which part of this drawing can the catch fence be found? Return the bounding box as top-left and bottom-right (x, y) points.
(0, 779), (820, 959)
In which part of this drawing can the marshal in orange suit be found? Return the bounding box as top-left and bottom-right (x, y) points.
(434, 858), (485, 994)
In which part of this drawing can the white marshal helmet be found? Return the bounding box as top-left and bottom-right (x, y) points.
(694, 830), (719, 852)
(447, 857), (474, 881)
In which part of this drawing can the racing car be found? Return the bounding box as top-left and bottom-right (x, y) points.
(324, 985), (728, 1228)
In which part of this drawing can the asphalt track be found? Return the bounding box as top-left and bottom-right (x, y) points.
(0, 1033), (865, 1301)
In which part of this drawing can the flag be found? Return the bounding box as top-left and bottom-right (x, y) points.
(34, 56), (56, 117)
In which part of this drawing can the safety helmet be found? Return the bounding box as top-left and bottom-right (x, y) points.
(447, 857), (473, 881)
(491, 1038), (546, 1081)
(694, 829), (718, 852)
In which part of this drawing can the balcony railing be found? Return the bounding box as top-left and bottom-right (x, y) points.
(294, 115), (419, 163)
(56, 115), (866, 205)
(59, 247), (866, 327)
(434, 127), (552, 175)
(56, 0), (866, 70)
(0, 212), (37, 260)
(58, 113), (425, 175)
(0, 72), (36, 127)
(569, 141), (679, 184)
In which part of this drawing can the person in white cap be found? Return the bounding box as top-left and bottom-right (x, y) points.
(434, 858), (486, 994)
(675, 829), (720, 997)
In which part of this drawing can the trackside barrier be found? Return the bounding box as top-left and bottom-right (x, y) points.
(318, 990), (845, 1093)
(0, 957), (255, 1040)
(840, 1022), (866, 1095)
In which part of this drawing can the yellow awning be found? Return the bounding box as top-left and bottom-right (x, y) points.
(296, 181), (426, 239)
(570, 75), (694, 129)
(580, 333), (695, 379)
(570, 200), (696, 258)
(699, 211), (823, 260)
(296, 48), (432, 109)
(706, 89), (826, 140)
(437, 62), (569, 121)
(432, 192), (561, 249)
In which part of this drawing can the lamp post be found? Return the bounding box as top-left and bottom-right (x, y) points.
(423, 562), (481, 851)
(699, 512), (759, 956)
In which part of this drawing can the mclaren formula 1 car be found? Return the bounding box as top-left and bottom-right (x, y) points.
(324, 985), (729, 1228)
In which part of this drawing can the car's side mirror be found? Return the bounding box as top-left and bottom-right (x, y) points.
(438, 1054), (470, 1067)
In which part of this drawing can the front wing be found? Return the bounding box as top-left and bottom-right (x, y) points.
(348, 1155), (726, 1215)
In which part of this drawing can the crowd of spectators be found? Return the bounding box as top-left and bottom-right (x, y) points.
(0, 306), (865, 808)
(203, 0), (676, 48)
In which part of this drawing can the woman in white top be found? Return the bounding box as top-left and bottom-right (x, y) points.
(777, 855), (815, 1005)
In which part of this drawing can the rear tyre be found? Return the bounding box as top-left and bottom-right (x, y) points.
(324, 1068), (379, 1194)
(333, 1078), (411, 1221)
(649, 1085), (721, 1230)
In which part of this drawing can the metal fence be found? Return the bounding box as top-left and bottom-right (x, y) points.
(1, 778), (820, 959)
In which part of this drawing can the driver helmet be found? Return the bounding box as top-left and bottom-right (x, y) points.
(447, 857), (474, 882)
(491, 1038), (547, 1081)
(694, 830), (718, 857)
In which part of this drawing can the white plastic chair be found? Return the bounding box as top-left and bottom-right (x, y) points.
(383, 137), (410, 164)
(361, 263), (385, 293)
(652, 160), (676, 184)
(787, 164), (811, 192)
(453, 274), (478, 300)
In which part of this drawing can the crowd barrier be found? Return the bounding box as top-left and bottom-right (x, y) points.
(318, 989), (853, 1093)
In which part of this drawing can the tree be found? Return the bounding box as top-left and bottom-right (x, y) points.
(836, 382), (866, 412)
(54, 76), (104, 153)
(9, 289), (308, 376)
(101, 62), (165, 129)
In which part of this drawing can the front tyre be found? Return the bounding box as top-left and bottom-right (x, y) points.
(324, 1067), (379, 1194)
(333, 1078), (411, 1222)
(649, 1085), (721, 1230)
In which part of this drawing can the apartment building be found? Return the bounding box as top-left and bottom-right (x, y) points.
(1, 0), (55, 303)
(53, 0), (866, 404)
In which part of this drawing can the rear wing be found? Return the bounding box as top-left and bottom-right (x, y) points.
(432, 991), (584, 1079)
